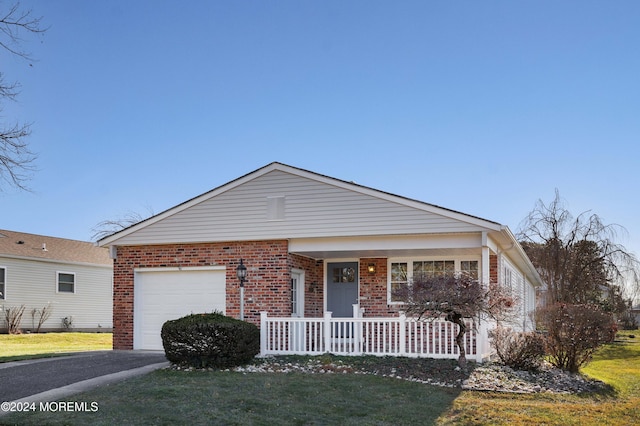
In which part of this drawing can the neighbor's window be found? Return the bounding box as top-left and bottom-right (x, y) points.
(57, 272), (75, 293)
(389, 259), (480, 303)
(0, 267), (5, 299)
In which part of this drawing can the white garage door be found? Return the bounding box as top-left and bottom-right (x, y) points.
(134, 267), (226, 350)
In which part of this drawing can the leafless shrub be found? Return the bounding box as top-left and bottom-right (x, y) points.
(537, 303), (617, 373)
(31, 303), (52, 333)
(3, 304), (26, 334)
(489, 326), (546, 371)
(61, 315), (74, 330)
(393, 273), (517, 368)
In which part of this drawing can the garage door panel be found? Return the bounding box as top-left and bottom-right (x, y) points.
(134, 269), (226, 350)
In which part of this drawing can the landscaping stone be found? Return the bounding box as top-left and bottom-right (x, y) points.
(169, 356), (608, 394)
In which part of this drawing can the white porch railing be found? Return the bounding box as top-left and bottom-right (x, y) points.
(260, 311), (481, 361)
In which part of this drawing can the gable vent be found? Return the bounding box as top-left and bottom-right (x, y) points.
(267, 196), (285, 221)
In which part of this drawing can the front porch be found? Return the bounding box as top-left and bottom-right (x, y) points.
(260, 311), (487, 362)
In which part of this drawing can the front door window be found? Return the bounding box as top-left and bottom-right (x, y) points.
(327, 262), (358, 318)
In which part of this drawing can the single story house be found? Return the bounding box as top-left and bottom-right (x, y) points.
(99, 162), (542, 361)
(0, 229), (113, 332)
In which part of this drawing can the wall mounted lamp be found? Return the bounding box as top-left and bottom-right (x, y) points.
(236, 258), (247, 320)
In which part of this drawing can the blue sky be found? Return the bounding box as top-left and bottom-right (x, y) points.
(2, 1), (639, 262)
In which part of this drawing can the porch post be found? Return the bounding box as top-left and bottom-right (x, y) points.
(352, 304), (361, 318)
(260, 312), (268, 356)
(476, 322), (486, 362)
(399, 313), (406, 355)
(480, 235), (492, 361)
(323, 311), (332, 353)
(352, 304), (361, 355)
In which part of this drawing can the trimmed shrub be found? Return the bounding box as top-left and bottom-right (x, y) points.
(489, 326), (546, 370)
(161, 312), (260, 368)
(537, 303), (617, 373)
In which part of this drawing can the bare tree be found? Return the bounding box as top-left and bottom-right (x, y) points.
(393, 273), (517, 368)
(517, 190), (640, 311)
(91, 208), (154, 241)
(0, 2), (45, 191)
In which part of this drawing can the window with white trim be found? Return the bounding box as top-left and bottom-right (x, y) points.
(461, 260), (479, 279)
(389, 258), (480, 303)
(57, 272), (76, 293)
(0, 267), (5, 300)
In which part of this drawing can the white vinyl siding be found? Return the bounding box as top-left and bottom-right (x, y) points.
(111, 170), (490, 245)
(0, 256), (112, 330)
(524, 277), (536, 330)
(500, 255), (535, 331)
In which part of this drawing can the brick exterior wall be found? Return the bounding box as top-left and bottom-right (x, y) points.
(113, 243), (501, 350)
(357, 255), (500, 318)
(490, 253), (498, 284)
(359, 258), (401, 317)
(289, 254), (324, 317)
(113, 240), (290, 349)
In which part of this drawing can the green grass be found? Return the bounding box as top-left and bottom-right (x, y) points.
(0, 333), (112, 362)
(1, 370), (461, 425)
(582, 333), (640, 396)
(437, 333), (640, 425)
(2, 333), (639, 425)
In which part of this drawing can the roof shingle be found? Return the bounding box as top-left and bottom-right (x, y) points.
(0, 229), (111, 266)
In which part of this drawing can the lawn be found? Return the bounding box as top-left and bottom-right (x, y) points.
(1, 333), (639, 425)
(438, 333), (640, 425)
(0, 333), (112, 362)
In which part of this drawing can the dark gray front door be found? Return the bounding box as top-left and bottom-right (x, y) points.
(327, 262), (358, 318)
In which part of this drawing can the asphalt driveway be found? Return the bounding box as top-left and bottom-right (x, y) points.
(0, 351), (168, 406)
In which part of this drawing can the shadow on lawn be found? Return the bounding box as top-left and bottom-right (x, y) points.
(594, 337), (639, 361)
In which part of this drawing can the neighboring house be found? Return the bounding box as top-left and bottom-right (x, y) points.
(630, 306), (640, 327)
(0, 230), (113, 332)
(98, 162), (542, 361)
